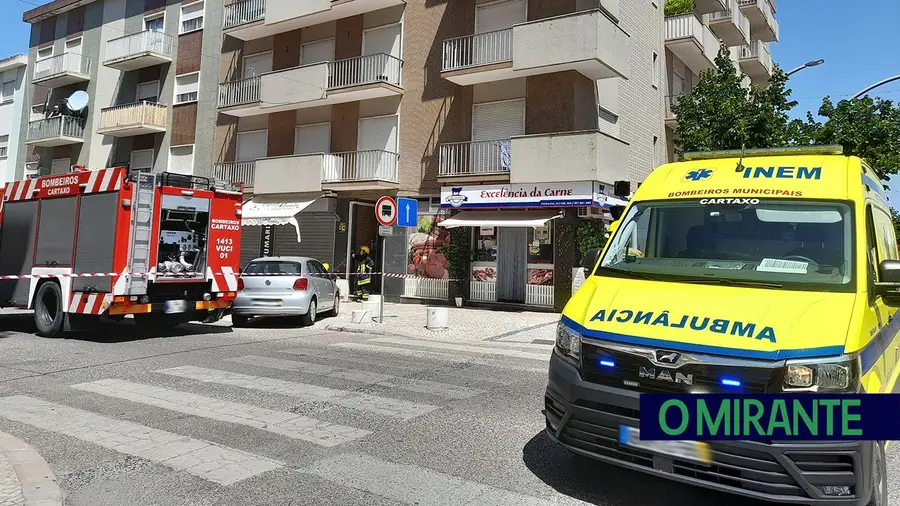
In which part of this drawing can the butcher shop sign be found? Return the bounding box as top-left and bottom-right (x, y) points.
(441, 181), (605, 209)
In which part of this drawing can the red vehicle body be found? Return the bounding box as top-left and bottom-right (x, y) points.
(0, 167), (243, 336)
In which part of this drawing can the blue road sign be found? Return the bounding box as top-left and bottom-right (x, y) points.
(396, 197), (418, 227)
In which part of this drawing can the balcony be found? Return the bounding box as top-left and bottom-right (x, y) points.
(25, 116), (85, 147)
(322, 149), (400, 190)
(738, 0), (778, 42)
(97, 101), (168, 137)
(441, 9), (627, 87)
(32, 53), (91, 88)
(218, 53), (403, 117)
(665, 14), (718, 75)
(223, 0), (406, 41)
(693, 0), (726, 14)
(665, 94), (680, 128)
(438, 140), (511, 181)
(708, 0), (750, 46)
(739, 40), (773, 82)
(214, 161), (256, 187)
(103, 31), (174, 71)
(508, 130), (628, 184)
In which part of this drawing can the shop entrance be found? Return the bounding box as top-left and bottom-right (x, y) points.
(496, 227), (527, 303)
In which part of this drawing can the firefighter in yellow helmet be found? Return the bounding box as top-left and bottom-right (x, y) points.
(354, 245), (375, 301)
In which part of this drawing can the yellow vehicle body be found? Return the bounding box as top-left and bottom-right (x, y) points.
(545, 147), (893, 505)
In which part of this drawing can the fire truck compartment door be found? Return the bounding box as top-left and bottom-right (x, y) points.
(241, 196), (320, 243)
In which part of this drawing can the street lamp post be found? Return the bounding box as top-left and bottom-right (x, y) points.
(853, 75), (900, 99)
(787, 59), (825, 76)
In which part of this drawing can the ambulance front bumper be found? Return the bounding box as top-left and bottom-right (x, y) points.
(544, 352), (874, 505)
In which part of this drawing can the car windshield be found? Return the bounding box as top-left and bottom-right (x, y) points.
(243, 261), (302, 275)
(598, 199), (854, 290)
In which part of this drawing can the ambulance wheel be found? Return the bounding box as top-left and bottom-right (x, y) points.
(231, 314), (250, 328)
(34, 282), (65, 338)
(300, 298), (317, 326)
(868, 441), (887, 506)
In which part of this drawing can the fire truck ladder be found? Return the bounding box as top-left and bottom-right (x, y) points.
(126, 171), (157, 295)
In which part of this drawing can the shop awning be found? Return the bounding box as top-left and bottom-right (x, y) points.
(439, 210), (563, 229)
(241, 196), (320, 242)
(603, 196), (629, 208)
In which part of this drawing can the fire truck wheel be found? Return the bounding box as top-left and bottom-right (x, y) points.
(34, 282), (65, 338)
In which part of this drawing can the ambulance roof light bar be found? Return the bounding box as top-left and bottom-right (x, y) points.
(682, 145), (844, 161)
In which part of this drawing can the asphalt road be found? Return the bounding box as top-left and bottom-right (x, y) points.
(0, 312), (895, 506)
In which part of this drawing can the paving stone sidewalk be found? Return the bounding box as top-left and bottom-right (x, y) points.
(324, 301), (559, 343)
(0, 432), (61, 506)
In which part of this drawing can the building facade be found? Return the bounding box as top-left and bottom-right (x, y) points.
(0, 55), (28, 184)
(15, 0), (779, 311)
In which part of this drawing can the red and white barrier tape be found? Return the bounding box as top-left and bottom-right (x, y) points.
(0, 272), (457, 280)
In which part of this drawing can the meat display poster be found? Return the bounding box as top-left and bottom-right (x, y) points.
(407, 215), (450, 280)
(527, 268), (553, 285)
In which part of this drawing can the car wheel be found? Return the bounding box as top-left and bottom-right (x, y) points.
(232, 314), (250, 328)
(34, 282), (64, 338)
(301, 298), (317, 326)
(329, 293), (340, 317)
(867, 441), (887, 505)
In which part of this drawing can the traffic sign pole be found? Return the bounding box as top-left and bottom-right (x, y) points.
(379, 234), (385, 323)
(374, 196), (397, 323)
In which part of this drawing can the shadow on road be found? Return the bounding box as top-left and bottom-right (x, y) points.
(0, 313), (233, 343)
(522, 430), (767, 506)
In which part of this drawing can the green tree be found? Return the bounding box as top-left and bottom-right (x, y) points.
(671, 44), (797, 157)
(789, 97), (900, 181)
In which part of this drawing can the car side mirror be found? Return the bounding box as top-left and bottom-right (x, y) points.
(875, 259), (900, 306)
(583, 247), (603, 271)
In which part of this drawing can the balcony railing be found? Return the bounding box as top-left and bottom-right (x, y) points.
(442, 29), (513, 72)
(741, 40), (772, 70)
(224, 0), (265, 29)
(33, 53), (91, 81)
(99, 101), (167, 130)
(214, 161), (256, 185)
(323, 150), (399, 182)
(439, 140), (511, 176)
(218, 76), (261, 107)
(106, 30), (174, 61)
(26, 115), (85, 142)
(665, 13), (703, 40)
(738, 0), (778, 35)
(328, 53), (402, 88)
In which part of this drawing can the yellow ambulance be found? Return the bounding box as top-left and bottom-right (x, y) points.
(545, 146), (894, 505)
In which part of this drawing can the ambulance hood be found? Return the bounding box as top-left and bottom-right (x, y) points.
(566, 277), (856, 361)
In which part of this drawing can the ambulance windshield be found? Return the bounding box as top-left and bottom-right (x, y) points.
(598, 199), (856, 290)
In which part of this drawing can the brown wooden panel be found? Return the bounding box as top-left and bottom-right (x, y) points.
(335, 16), (363, 60)
(176, 30), (203, 75)
(132, 134), (156, 151)
(171, 103), (198, 146)
(136, 65), (161, 83)
(272, 30), (301, 71)
(39, 19), (55, 45)
(527, 0), (576, 21)
(52, 145), (71, 160)
(66, 6), (84, 37)
(331, 102), (359, 153)
(144, 0), (166, 14)
(267, 111), (296, 157)
(526, 72), (576, 134)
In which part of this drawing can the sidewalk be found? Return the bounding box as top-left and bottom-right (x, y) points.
(325, 301), (559, 343)
(0, 432), (61, 506)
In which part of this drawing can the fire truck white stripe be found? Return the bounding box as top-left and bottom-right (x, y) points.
(156, 366), (439, 420)
(0, 395), (283, 485)
(13, 181), (25, 201)
(85, 169), (100, 193)
(71, 379), (372, 447)
(68, 294), (79, 313)
(221, 266), (237, 291)
(99, 169), (115, 193)
(113, 170), (122, 190)
(83, 293), (97, 314)
(206, 267), (220, 292)
(26, 177), (39, 197)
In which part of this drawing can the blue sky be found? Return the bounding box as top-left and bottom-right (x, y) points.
(1, 1), (898, 196)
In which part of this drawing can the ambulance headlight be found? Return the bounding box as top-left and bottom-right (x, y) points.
(783, 356), (859, 392)
(555, 320), (581, 364)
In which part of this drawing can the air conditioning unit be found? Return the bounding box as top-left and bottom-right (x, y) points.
(577, 207), (603, 218)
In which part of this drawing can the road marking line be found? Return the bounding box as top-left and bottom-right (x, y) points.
(227, 355), (484, 400)
(71, 379), (371, 447)
(369, 337), (550, 361)
(325, 343), (547, 373)
(0, 395), (282, 486)
(156, 366), (438, 421)
(400, 335), (555, 352)
(300, 453), (586, 506)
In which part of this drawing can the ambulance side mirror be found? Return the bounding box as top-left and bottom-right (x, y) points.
(583, 248), (602, 271)
(607, 220), (620, 237)
(876, 260), (900, 306)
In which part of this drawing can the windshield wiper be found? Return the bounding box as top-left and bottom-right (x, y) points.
(596, 267), (666, 282)
(682, 278), (783, 289)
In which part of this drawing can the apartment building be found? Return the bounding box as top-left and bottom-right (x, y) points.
(663, 0), (779, 158)
(0, 54), (28, 184)
(17, 0), (222, 180)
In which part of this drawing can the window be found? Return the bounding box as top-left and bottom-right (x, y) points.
(145, 14), (164, 32)
(50, 157), (70, 175)
(1, 81), (14, 103)
(174, 73), (199, 104)
(169, 145), (194, 175)
(31, 104), (45, 121)
(137, 80), (159, 103)
(0, 135), (8, 158)
(652, 51), (659, 89)
(236, 130), (267, 161)
(243, 261), (301, 275)
(130, 149), (154, 172)
(65, 37), (81, 51)
(37, 46), (53, 59)
(180, 1), (204, 33)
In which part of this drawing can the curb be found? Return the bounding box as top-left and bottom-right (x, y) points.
(0, 431), (62, 506)
(324, 324), (389, 336)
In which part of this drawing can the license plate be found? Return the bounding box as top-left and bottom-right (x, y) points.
(619, 426), (712, 465)
(253, 299), (282, 306)
(164, 300), (187, 314)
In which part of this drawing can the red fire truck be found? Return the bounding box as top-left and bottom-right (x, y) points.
(0, 168), (243, 337)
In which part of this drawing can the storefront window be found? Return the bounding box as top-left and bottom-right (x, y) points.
(403, 201), (452, 300)
(527, 222), (554, 286)
(471, 226), (498, 284)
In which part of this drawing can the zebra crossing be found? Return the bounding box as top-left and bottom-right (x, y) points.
(0, 334), (564, 504)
